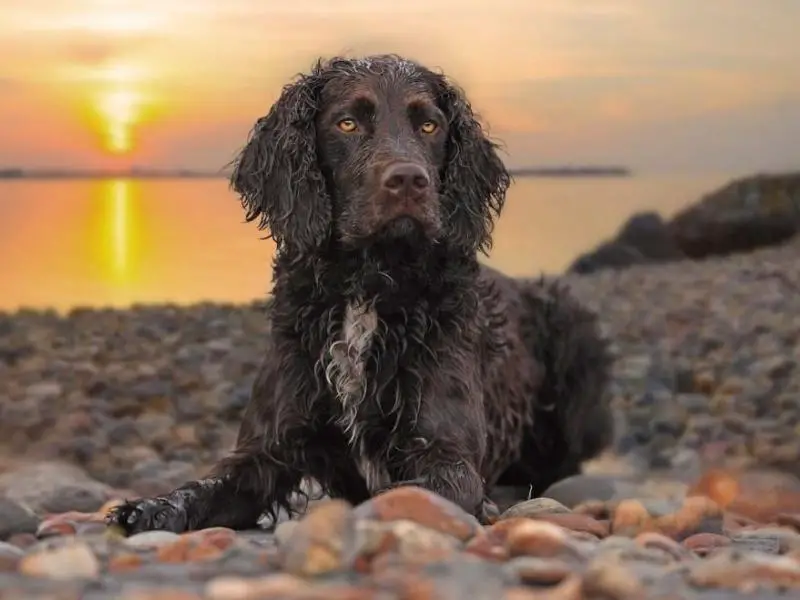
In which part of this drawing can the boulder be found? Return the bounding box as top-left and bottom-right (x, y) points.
(668, 172), (800, 259)
(567, 172), (800, 275)
(568, 211), (683, 275)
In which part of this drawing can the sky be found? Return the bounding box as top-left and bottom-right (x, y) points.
(1, 0), (799, 173)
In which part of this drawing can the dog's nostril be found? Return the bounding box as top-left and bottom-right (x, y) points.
(411, 174), (429, 189)
(381, 163), (430, 194)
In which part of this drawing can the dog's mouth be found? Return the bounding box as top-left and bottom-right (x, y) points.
(344, 215), (433, 250)
(382, 215), (426, 238)
(340, 191), (442, 248)
(383, 214), (425, 233)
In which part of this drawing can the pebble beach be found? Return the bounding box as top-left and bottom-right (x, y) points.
(2, 237), (800, 599)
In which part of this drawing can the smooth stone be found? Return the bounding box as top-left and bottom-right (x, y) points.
(125, 530), (182, 548)
(357, 518), (459, 563)
(0, 540), (24, 570)
(502, 556), (574, 586)
(504, 519), (584, 560)
(0, 541), (24, 558)
(0, 497), (39, 540)
(273, 520), (298, 547)
(419, 557), (515, 598)
(500, 497), (572, 520)
(352, 486), (481, 542)
(279, 500), (358, 576)
(0, 462), (110, 514)
(18, 541), (101, 579)
(206, 574), (311, 599)
(541, 474), (639, 508)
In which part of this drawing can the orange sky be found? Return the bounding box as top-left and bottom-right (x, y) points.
(1, 0), (798, 173)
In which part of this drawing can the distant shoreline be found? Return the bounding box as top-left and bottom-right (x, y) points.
(0, 165), (632, 181)
(510, 166), (631, 178)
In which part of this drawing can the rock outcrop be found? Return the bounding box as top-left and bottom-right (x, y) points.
(569, 211), (684, 274)
(569, 171), (800, 275)
(668, 171), (800, 260)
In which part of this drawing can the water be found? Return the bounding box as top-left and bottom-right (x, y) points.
(0, 173), (732, 312)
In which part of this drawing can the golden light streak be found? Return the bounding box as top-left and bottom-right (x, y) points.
(110, 179), (130, 274)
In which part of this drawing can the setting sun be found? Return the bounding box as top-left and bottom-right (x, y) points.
(96, 88), (141, 153)
(0, 1), (798, 171)
(68, 62), (154, 155)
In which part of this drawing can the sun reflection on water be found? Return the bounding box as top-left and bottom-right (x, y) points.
(111, 179), (129, 274)
(93, 178), (141, 293)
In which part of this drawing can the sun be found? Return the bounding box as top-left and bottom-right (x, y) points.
(96, 88), (141, 154)
(51, 8), (165, 157)
(70, 62), (151, 156)
(93, 63), (147, 155)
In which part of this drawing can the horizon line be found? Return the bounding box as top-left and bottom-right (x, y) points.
(0, 165), (633, 180)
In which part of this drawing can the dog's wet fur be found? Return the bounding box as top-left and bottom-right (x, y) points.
(107, 54), (613, 533)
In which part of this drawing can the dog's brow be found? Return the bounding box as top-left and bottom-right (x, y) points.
(406, 94), (431, 108)
(406, 96), (442, 123)
(348, 94), (376, 111)
(406, 94), (434, 106)
(327, 92), (377, 119)
(405, 95), (437, 112)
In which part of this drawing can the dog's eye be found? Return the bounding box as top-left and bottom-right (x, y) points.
(337, 118), (358, 133)
(420, 121), (438, 134)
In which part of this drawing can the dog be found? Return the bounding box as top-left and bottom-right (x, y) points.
(106, 54), (613, 533)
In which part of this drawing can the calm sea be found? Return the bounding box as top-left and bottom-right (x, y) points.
(0, 173), (731, 313)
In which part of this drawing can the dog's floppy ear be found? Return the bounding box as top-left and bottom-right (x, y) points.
(230, 71), (330, 253)
(437, 79), (511, 255)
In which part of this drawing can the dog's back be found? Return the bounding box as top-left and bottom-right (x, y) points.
(476, 265), (614, 498)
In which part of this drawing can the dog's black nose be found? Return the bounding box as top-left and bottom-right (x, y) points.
(381, 162), (430, 199)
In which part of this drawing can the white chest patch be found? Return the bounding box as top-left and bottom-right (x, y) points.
(324, 301), (379, 434)
(323, 302), (390, 492)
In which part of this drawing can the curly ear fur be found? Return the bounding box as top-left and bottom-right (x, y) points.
(229, 70), (331, 253)
(437, 80), (512, 255)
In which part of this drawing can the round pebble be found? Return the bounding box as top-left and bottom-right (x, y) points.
(17, 541), (100, 580)
(125, 531), (182, 548)
(499, 497), (572, 519)
(0, 497), (39, 539)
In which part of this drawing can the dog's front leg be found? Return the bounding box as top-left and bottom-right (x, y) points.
(107, 354), (310, 535)
(106, 437), (305, 534)
(393, 389), (487, 519)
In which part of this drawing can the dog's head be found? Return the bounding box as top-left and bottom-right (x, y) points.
(230, 54), (510, 255)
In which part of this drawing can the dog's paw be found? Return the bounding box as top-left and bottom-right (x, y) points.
(105, 497), (189, 535)
(478, 497), (500, 525)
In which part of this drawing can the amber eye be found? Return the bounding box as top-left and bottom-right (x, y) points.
(337, 118), (358, 133)
(420, 121), (438, 134)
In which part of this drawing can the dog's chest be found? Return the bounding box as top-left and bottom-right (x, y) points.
(323, 301), (379, 416)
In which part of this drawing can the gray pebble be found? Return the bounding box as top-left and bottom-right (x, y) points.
(0, 498), (38, 540)
(0, 540), (25, 558)
(273, 520), (298, 547)
(541, 474), (639, 508)
(500, 497), (572, 519)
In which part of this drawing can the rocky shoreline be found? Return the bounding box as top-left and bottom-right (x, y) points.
(569, 171), (800, 275)
(2, 236), (800, 597)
